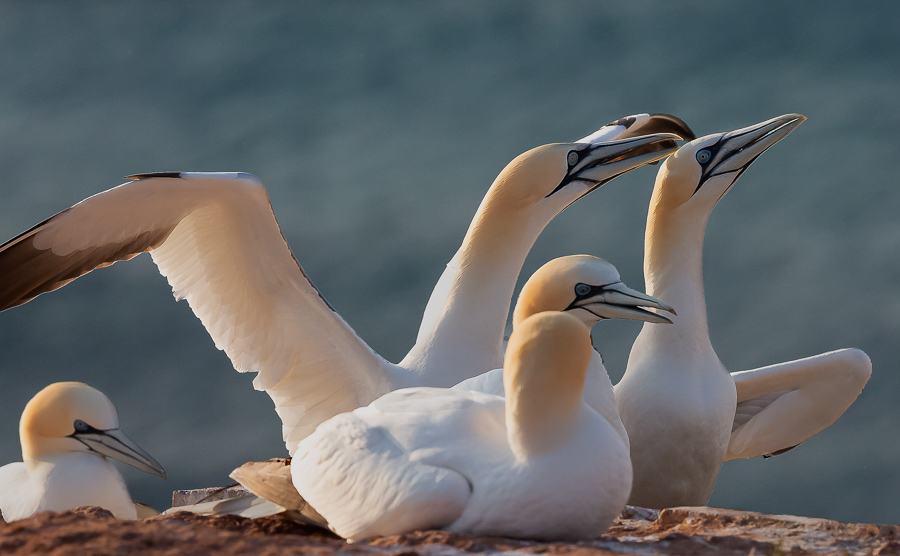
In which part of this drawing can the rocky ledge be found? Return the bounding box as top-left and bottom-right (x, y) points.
(0, 505), (897, 555)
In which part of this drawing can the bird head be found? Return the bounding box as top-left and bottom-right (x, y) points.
(19, 381), (166, 478)
(513, 255), (676, 329)
(653, 114), (806, 214)
(488, 114), (695, 216)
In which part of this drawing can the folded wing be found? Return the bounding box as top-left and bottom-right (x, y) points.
(726, 348), (871, 460)
(292, 410), (471, 540)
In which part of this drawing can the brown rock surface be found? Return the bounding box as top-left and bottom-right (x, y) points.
(0, 504), (897, 555)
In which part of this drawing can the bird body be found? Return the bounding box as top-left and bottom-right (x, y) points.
(293, 312), (632, 541)
(0, 453), (135, 520)
(617, 346), (735, 506)
(0, 382), (165, 521)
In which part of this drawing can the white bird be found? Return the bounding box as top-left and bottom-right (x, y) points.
(292, 311), (632, 541)
(615, 114), (872, 508)
(0, 118), (687, 453)
(0, 382), (166, 521)
(453, 254), (675, 445)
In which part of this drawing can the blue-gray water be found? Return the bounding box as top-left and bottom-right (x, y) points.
(0, 2), (898, 523)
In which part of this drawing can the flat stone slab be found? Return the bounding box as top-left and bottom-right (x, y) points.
(171, 486), (252, 507)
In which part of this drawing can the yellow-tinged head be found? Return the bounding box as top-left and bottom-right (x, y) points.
(19, 381), (166, 478)
(492, 113), (694, 210)
(20, 382), (118, 457)
(488, 131), (681, 215)
(651, 114), (806, 216)
(512, 255), (675, 329)
(455, 116), (689, 274)
(503, 311), (593, 457)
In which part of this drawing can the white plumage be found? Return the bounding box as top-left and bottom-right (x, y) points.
(292, 312), (632, 541)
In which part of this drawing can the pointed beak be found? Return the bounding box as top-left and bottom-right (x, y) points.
(567, 282), (676, 324)
(74, 428), (167, 479)
(704, 114), (806, 182)
(577, 113), (696, 144)
(567, 133), (681, 190)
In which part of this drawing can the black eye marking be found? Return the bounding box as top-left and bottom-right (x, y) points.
(690, 139), (727, 196)
(546, 146), (593, 198)
(566, 281), (621, 308)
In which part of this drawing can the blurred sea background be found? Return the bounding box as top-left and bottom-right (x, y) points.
(0, 1), (898, 522)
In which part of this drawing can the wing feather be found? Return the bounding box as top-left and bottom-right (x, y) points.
(0, 173), (396, 452)
(292, 410), (471, 540)
(726, 348), (871, 460)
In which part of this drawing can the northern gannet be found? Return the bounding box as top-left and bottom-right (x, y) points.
(292, 311), (632, 541)
(615, 114), (872, 508)
(0, 382), (166, 521)
(0, 120), (686, 454)
(453, 254), (675, 445)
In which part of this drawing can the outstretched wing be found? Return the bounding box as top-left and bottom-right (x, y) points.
(726, 348), (871, 460)
(0, 173), (395, 452)
(292, 409), (471, 540)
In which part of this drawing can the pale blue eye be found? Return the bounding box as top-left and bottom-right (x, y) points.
(73, 419), (89, 432)
(696, 149), (711, 163)
(575, 283), (591, 296)
(567, 151), (579, 166)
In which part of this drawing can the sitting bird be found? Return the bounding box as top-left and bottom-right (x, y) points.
(292, 311), (633, 541)
(0, 382), (166, 520)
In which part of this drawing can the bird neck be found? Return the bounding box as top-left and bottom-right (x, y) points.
(505, 366), (584, 460)
(503, 323), (589, 459)
(402, 192), (554, 385)
(635, 202), (715, 357)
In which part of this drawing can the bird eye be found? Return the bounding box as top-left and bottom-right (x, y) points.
(567, 151), (579, 166)
(696, 149), (711, 164)
(575, 283), (592, 296)
(73, 419), (90, 432)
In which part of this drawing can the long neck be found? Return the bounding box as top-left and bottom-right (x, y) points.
(402, 194), (554, 386)
(504, 341), (587, 459)
(631, 197), (715, 363)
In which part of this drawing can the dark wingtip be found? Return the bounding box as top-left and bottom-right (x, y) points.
(125, 172), (184, 180)
(646, 114), (697, 141)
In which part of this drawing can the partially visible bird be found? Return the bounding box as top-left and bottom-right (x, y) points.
(0, 382), (166, 521)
